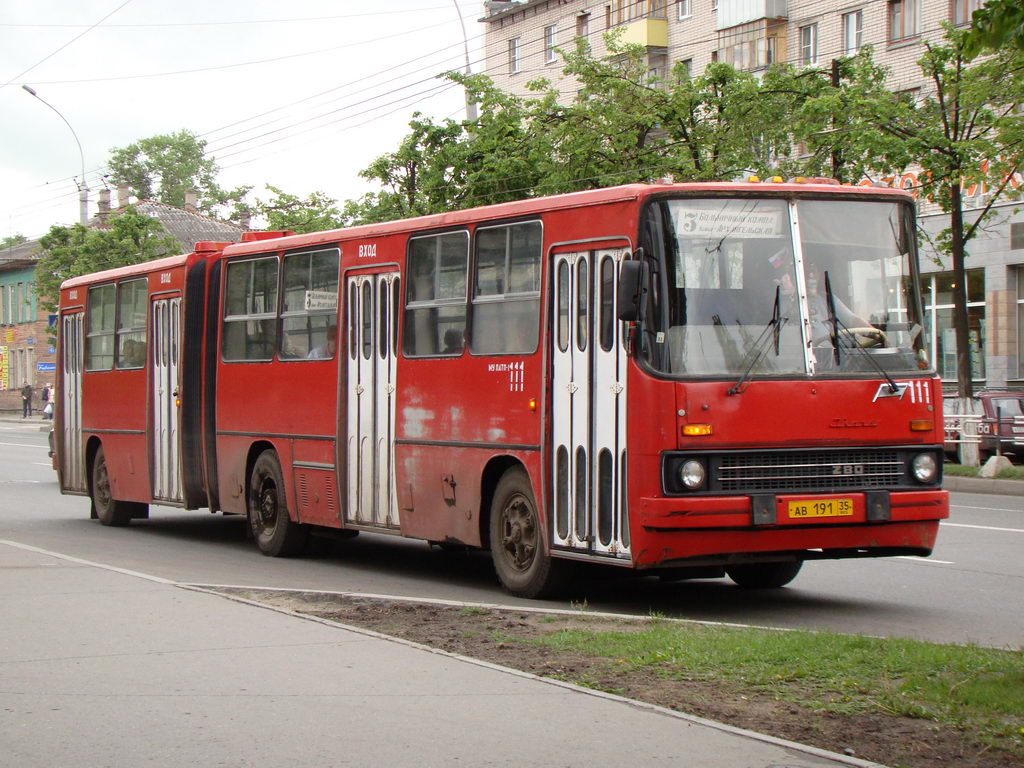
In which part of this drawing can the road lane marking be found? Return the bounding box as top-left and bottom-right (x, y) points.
(893, 556), (955, 565)
(941, 522), (1024, 534)
(0, 441), (47, 449)
(950, 504), (1022, 513)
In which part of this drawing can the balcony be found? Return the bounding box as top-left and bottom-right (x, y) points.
(717, 0), (787, 30)
(621, 17), (669, 48)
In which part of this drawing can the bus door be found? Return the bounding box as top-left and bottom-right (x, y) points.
(60, 312), (86, 493)
(150, 296), (183, 502)
(551, 249), (630, 558)
(345, 271), (400, 528)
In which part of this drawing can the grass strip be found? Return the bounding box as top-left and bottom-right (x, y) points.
(527, 621), (1024, 757)
(944, 463), (1024, 479)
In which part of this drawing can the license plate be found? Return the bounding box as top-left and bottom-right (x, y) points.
(787, 498), (854, 519)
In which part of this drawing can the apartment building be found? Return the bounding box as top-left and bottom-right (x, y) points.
(480, 0), (1023, 391)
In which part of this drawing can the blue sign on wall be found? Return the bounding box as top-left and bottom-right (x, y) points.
(37, 362), (56, 372)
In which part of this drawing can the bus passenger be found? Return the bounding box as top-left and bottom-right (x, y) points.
(308, 324), (337, 359)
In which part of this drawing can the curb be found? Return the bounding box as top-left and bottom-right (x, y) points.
(942, 475), (1023, 497)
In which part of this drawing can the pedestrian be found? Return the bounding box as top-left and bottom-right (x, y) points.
(42, 383), (54, 420)
(21, 382), (33, 419)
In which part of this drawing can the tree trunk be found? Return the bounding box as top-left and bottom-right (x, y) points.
(948, 183), (974, 399)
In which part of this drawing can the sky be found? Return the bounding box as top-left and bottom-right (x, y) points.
(0, 0), (485, 242)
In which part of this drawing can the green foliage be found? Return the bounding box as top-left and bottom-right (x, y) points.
(347, 34), (899, 222)
(963, 0), (1024, 56)
(533, 622), (1024, 755)
(35, 207), (177, 311)
(1, 233), (28, 249)
(250, 185), (348, 234)
(107, 129), (250, 215)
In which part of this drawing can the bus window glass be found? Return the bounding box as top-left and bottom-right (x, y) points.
(557, 260), (569, 352)
(378, 280), (388, 358)
(222, 257), (279, 362)
(470, 221), (541, 355)
(279, 249), (338, 360)
(404, 232), (468, 356)
(361, 281), (373, 359)
(86, 284), (116, 371)
(116, 278), (148, 368)
(576, 258), (588, 351)
(600, 256), (614, 352)
(349, 283), (357, 360)
(392, 278), (400, 357)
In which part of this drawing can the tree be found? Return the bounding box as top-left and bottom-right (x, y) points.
(250, 185), (348, 234)
(1, 234), (29, 254)
(35, 207), (177, 311)
(963, 0), (1024, 56)
(107, 130), (249, 215)
(871, 28), (1024, 398)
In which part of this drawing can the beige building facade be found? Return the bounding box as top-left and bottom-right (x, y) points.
(479, 0), (1023, 391)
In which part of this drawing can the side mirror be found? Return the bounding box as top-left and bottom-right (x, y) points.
(617, 256), (648, 322)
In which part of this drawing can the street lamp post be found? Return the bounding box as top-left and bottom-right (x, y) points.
(452, 0), (478, 122)
(22, 84), (89, 226)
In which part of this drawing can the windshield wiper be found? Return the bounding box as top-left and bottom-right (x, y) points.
(822, 271), (898, 394)
(727, 286), (785, 396)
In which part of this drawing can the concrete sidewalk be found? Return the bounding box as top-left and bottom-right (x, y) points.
(0, 540), (879, 768)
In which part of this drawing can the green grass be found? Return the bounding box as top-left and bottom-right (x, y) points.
(528, 622), (1024, 755)
(945, 463), (1024, 480)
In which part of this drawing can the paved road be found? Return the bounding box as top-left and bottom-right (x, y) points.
(2, 421), (1021, 648)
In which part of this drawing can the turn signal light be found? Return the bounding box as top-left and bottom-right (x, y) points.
(528, 398), (537, 412)
(909, 419), (933, 432)
(682, 424), (713, 436)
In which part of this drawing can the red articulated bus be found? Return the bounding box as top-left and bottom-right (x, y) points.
(55, 182), (949, 597)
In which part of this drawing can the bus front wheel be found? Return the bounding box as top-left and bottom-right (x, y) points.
(90, 446), (135, 527)
(248, 450), (308, 557)
(489, 468), (568, 599)
(726, 561), (803, 588)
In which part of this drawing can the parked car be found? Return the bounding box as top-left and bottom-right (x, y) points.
(943, 391), (1024, 461)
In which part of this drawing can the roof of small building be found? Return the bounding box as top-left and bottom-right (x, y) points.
(0, 238), (42, 271)
(129, 201), (246, 253)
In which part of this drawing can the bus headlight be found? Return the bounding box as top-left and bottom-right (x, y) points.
(680, 460), (706, 490)
(911, 453), (938, 484)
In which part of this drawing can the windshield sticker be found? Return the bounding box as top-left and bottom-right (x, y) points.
(304, 290), (338, 311)
(674, 207), (783, 238)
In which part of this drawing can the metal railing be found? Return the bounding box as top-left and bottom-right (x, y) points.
(944, 410), (1024, 455)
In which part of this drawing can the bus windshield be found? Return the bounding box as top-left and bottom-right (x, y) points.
(641, 196), (930, 378)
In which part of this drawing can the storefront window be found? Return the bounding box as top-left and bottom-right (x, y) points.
(922, 269), (986, 382)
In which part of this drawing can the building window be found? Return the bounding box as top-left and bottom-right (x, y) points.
(715, 20), (785, 70)
(576, 13), (590, 38)
(842, 10), (863, 55)
(799, 24), (818, 66)
(1011, 222), (1024, 250)
(921, 269), (986, 382)
(508, 37), (521, 74)
(678, 58), (693, 79)
(609, 0), (667, 26)
(544, 25), (557, 63)
(889, 0), (920, 41)
(1017, 267), (1024, 378)
(677, 0), (691, 19)
(648, 48), (668, 81)
(404, 231), (469, 357)
(952, 0), (982, 26)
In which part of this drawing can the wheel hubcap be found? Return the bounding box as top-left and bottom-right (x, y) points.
(253, 478), (278, 534)
(500, 494), (536, 572)
(95, 462), (111, 507)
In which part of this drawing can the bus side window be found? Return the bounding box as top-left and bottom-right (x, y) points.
(470, 221), (541, 355)
(85, 284), (116, 371)
(404, 232), (469, 357)
(279, 249), (338, 360)
(116, 278), (148, 369)
(222, 257), (279, 362)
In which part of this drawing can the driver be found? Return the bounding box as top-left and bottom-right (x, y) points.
(775, 261), (885, 348)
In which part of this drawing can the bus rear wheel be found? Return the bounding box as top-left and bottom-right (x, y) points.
(248, 450), (308, 557)
(489, 468), (568, 599)
(726, 561), (803, 588)
(90, 446), (135, 527)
